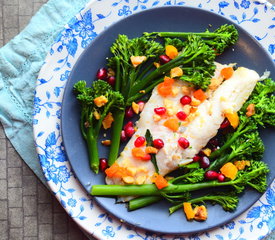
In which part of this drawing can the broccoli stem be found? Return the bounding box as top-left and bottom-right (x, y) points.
(128, 196), (162, 211)
(91, 181), (230, 196)
(114, 58), (121, 91)
(108, 110), (125, 165)
(155, 32), (228, 38)
(86, 127), (99, 173)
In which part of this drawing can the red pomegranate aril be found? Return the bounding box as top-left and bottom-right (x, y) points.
(217, 173), (225, 182)
(193, 154), (201, 162)
(134, 136), (146, 147)
(178, 137), (190, 149)
(137, 101), (145, 112)
(124, 121), (133, 131)
(142, 154), (151, 161)
(220, 118), (230, 129)
(153, 138), (164, 149)
(209, 137), (220, 147)
(154, 107), (166, 115)
(125, 126), (135, 138)
(107, 76), (115, 86)
(125, 107), (135, 118)
(96, 67), (108, 80)
(176, 111), (188, 121)
(120, 130), (128, 142)
(99, 158), (108, 172)
(180, 95), (192, 105)
(204, 170), (219, 180)
(159, 55), (171, 64)
(200, 156), (210, 169)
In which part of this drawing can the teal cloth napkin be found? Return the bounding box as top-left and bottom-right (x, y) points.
(0, 0), (90, 184)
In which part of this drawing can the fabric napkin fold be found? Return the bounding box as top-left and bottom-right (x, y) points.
(0, 0), (90, 184)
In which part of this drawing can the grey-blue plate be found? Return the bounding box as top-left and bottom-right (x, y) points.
(61, 6), (275, 235)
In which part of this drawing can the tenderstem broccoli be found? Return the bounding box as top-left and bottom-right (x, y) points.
(145, 24), (238, 54)
(91, 160), (269, 196)
(74, 80), (124, 173)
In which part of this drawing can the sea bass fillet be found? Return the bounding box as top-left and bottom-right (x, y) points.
(106, 64), (259, 185)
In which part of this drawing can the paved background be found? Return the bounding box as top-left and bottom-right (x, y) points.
(0, 0), (274, 239)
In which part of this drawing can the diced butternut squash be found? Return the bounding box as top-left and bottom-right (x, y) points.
(221, 67), (234, 80)
(145, 146), (158, 154)
(165, 45), (178, 59)
(220, 162), (238, 180)
(132, 102), (139, 114)
(152, 173), (169, 189)
(157, 77), (175, 97)
(94, 95), (108, 107)
(163, 118), (180, 132)
(102, 112), (114, 129)
(234, 160), (250, 170)
(224, 112), (239, 129)
(183, 202), (195, 221)
(193, 89), (207, 102)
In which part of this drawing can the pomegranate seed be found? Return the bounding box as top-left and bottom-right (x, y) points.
(137, 101), (145, 112)
(180, 95), (192, 105)
(217, 173), (225, 182)
(220, 118), (230, 129)
(153, 139), (164, 149)
(154, 107), (166, 115)
(125, 126), (135, 138)
(176, 111), (188, 121)
(96, 67), (108, 80)
(120, 130), (128, 142)
(107, 76), (115, 86)
(141, 154), (151, 161)
(193, 154), (201, 162)
(159, 55), (171, 64)
(99, 158), (108, 172)
(178, 137), (190, 149)
(125, 107), (135, 118)
(198, 150), (206, 156)
(124, 121), (133, 131)
(204, 170), (219, 180)
(200, 156), (210, 169)
(209, 137), (220, 147)
(134, 136), (146, 147)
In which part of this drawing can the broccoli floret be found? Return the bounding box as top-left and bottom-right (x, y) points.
(74, 80), (124, 173)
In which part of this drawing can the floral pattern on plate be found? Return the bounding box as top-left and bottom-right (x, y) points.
(33, 0), (275, 239)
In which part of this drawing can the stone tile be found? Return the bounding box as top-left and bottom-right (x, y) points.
(3, 6), (18, 29)
(38, 183), (52, 203)
(54, 233), (68, 240)
(0, 179), (7, 199)
(23, 195), (37, 216)
(0, 125), (6, 138)
(33, 2), (43, 13)
(0, 138), (7, 159)
(3, 28), (19, 44)
(68, 219), (88, 240)
(3, 0), (18, 5)
(24, 237), (37, 240)
(7, 147), (22, 167)
(24, 216), (38, 237)
(38, 203), (52, 224)
(19, 15), (32, 31)
(0, 220), (8, 240)
(0, 39), (3, 48)
(8, 168), (22, 188)
(19, 0), (33, 15)
(22, 161), (34, 176)
(9, 228), (23, 240)
(8, 187), (22, 207)
(22, 175), (37, 195)
(0, 160), (7, 179)
(53, 198), (64, 213)
(53, 212), (68, 234)
(38, 224), (53, 240)
(0, 200), (8, 220)
(9, 208), (23, 227)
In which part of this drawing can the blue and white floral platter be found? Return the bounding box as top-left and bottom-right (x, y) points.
(33, 0), (275, 239)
